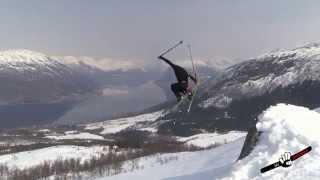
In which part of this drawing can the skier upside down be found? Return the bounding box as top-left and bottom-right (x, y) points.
(158, 55), (197, 102)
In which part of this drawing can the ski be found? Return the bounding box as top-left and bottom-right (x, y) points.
(186, 44), (198, 113)
(167, 94), (190, 113)
(187, 85), (199, 113)
(260, 146), (312, 173)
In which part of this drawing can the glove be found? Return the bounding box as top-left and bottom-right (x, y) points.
(279, 152), (292, 168)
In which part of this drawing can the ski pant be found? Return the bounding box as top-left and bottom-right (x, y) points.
(171, 82), (188, 101)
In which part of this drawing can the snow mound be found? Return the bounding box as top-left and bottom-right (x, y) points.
(222, 104), (320, 180)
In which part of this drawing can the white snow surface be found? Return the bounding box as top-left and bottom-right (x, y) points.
(220, 104), (320, 180)
(258, 43), (320, 60)
(0, 49), (145, 73)
(85, 110), (164, 134)
(96, 137), (246, 180)
(313, 107), (320, 113)
(38, 129), (51, 133)
(0, 145), (109, 169)
(201, 95), (232, 109)
(0, 49), (50, 64)
(46, 132), (104, 140)
(176, 131), (247, 148)
(0, 49), (63, 73)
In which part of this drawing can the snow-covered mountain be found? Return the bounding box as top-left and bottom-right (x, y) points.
(200, 42), (320, 108)
(0, 50), (166, 127)
(157, 43), (320, 135)
(0, 49), (97, 104)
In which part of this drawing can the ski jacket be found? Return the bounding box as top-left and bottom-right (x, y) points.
(158, 56), (197, 84)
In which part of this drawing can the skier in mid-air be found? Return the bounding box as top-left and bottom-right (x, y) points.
(158, 55), (197, 102)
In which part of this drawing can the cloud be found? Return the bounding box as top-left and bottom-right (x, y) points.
(54, 56), (146, 72)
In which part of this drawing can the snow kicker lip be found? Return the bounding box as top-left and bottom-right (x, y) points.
(260, 146), (312, 173)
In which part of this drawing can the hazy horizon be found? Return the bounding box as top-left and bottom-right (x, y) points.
(1, 0), (320, 63)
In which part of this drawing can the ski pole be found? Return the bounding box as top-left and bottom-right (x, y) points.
(159, 41), (183, 57)
(187, 44), (197, 81)
(260, 146), (312, 173)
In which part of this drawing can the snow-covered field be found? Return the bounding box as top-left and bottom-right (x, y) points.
(0, 145), (109, 169)
(95, 104), (320, 180)
(95, 137), (246, 180)
(176, 131), (246, 148)
(46, 132), (104, 140)
(85, 110), (164, 134)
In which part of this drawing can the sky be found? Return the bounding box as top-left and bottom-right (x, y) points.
(1, 0), (320, 64)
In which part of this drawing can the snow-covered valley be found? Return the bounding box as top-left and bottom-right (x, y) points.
(1, 103), (319, 180)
